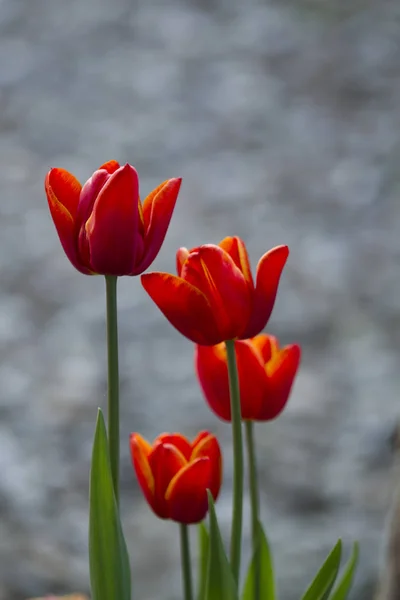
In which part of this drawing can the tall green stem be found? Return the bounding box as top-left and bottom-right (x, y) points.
(245, 420), (260, 600)
(105, 275), (120, 506)
(225, 339), (244, 583)
(180, 524), (193, 600)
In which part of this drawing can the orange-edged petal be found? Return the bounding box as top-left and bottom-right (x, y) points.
(195, 343), (231, 421)
(86, 164), (142, 275)
(218, 236), (254, 290)
(241, 245), (289, 339)
(156, 433), (192, 461)
(45, 169), (91, 274)
(148, 442), (187, 518)
(129, 433), (156, 514)
(45, 168), (82, 218)
(176, 247), (189, 277)
(98, 160), (120, 174)
(191, 433), (222, 500)
(249, 334), (273, 364)
(258, 343), (301, 420)
(182, 245), (252, 341)
(165, 457), (212, 524)
(191, 430), (213, 450)
(136, 178), (182, 274)
(141, 272), (222, 345)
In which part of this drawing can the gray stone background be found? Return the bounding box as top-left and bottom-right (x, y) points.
(0, 0), (400, 598)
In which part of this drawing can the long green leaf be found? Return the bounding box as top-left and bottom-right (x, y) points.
(242, 520), (275, 600)
(329, 542), (359, 600)
(301, 540), (342, 600)
(89, 409), (131, 600)
(198, 522), (210, 600)
(205, 491), (238, 600)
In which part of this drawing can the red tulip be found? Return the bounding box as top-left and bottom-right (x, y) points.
(195, 334), (301, 421)
(141, 237), (288, 345)
(45, 160), (181, 276)
(130, 431), (222, 524)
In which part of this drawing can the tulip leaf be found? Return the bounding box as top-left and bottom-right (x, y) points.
(89, 409), (131, 600)
(300, 540), (342, 600)
(198, 522), (210, 600)
(242, 520), (276, 600)
(205, 491), (238, 600)
(329, 542), (359, 600)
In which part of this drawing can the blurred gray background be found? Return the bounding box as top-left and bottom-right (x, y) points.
(1, 0), (400, 598)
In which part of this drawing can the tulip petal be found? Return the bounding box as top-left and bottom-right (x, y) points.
(129, 433), (156, 514)
(249, 334), (273, 364)
(191, 433), (222, 500)
(77, 170), (112, 229)
(182, 245), (252, 341)
(141, 272), (221, 345)
(136, 178), (182, 274)
(98, 160), (120, 174)
(191, 430), (213, 449)
(196, 340), (269, 421)
(241, 245), (289, 339)
(195, 344), (231, 421)
(165, 457), (212, 524)
(176, 247), (189, 277)
(45, 168), (81, 218)
(148, 442), (187, 519)
(86, 164), (142, 275)
(45, 169), (91, 274)
(259, 344), (301, 420)
(219, 236), (254, 289)
(156, 433), (192, 461)
(77, 169), (113, 271)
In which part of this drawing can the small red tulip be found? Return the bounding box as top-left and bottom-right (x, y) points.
(45, 160), (181, 276)
(130, 431), (222, 524)
(195, 334), (301, 421)
(141, 236), (288, 345)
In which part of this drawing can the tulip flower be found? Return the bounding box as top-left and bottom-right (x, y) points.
(45, 160), (181, 276)
(130, 431), (222, 524)
(195, 334), (301, 421)
(141, 236), (288, 345)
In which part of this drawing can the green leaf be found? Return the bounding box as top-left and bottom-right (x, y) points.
(197, 522), (210, 600)
(205, 491), (238, 600)
(89, 409), (131, 600)
(329, 542), (359, 600)
(301, 540), (342, 600)
(242, 520), (275, 600)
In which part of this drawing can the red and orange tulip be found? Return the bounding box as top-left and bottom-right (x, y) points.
(141, 237), (289, 345)
(130, 431), (222, 524)
(45, 161), (181, 276)
(196, 334), (301, 421)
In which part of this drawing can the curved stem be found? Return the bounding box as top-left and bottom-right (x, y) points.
(245, 420), (260, 600)
(225, 339), (244, 584)
(105, 275), (120, 506)
(180, 524), (193, 600)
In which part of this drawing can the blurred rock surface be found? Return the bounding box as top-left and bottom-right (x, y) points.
(1, 0), (400, 598)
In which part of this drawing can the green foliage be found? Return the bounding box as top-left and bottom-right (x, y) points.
(89, 409), (131, 600)
(198, 522), (210, 600)
(301, 540), (342, 600)
(329, 542), (359, 600)
(205, 491), (238, 600)
(242, 520), (276, 600)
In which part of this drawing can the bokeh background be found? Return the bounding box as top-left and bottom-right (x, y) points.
(1, 0), (400, 598)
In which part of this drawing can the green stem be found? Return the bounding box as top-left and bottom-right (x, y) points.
(245, 420), (260, 600)
(225, 339), (244, 583)
(105, 275), (120, 506)
(180, 524), (193, 600)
